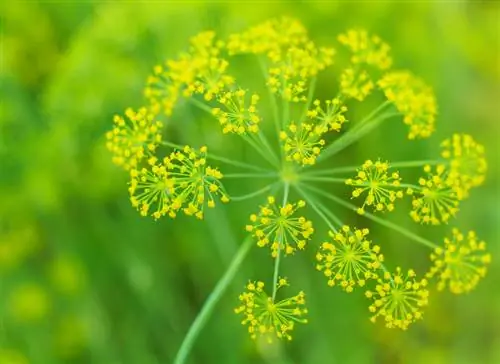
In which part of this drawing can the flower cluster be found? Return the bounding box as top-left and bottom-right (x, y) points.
(129, 146), (229, 220)
(427, 229), (491, 294)
(441, 133), (488, 198)
(246, 197), (314, 257)
(346, 160), (404, 214)
(338, 29), (392, 101)
(235, 279), (308, 342)
(378, 71), (437, 140)
(408, 164), (460, 225)
(105, 108), (163, 170)
(316, 226), (383, 292)
(366, 268), (429, 330)
(107, 17), (490, 347)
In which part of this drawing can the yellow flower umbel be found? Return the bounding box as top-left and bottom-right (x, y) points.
(409, 164), (460, 225)
(212, 89), (261, 134)
(316, 226), (383, 292)
(427, 229), (491, 294)
(105, 108), (163, 170)
(129, 146), (228, 220)
(228, 17), (334, 102)
(280, 122), (326, 166)
(246, 197), (314, 257)
(378, 71), (437, 140)
(441, 133), (487, 198)
(234, 279), (308, 343)
(307, 99), (348, 132)
(338, 29), (392, 101)
(346, 160), (403, 214)
(365, 267), (429, 330)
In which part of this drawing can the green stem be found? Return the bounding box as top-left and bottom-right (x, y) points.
(271, 182), (289, 302)
(258, 56), (281, 141)
(302, 184), (439, 250)
(300, 176), (347, 183)
(300, 77), (317, 123)
(173, 236), (254, 364)
(255, 131), (280, 165)
(189, 97), (214, 114)
(243, 134), (279, 168)
(317, 111), (399, 162)
(294, 185), (338, 232)
(223, 173), (278, 179)
(230, 183), (278, 202)
(159, 141), (269, 173)
(389, 160), (442, 168)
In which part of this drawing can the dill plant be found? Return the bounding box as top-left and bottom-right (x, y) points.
(106, 18), (490, 363)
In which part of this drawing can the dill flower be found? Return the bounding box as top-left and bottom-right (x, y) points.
(338, 29), (392, 101)
(365, 267), (429, 330)
(212, 89), (261, 134)
(378, 71), (437, 140)
(105, 108), (163, 170)
(280, 122), (326, 166)
(234, 279), (308, 342)
(427, 229), (491, 294)
(338, 29), (392, 69)
(346, 160), (403, 214)
(441, 133), (487, 197)
(246, 197), (314, 257)
(307, 98), (348, 132)
(409, 164), (459, 225)
(129, 146), (228, 220)
(316, 226), (383, 292)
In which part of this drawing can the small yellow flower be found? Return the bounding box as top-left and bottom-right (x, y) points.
(234, 280), (308, 342)
(280, 122), (326, 166)
(212, 89), (261, 134)
(365, 267), (429, 330)
(346, 159), (403, 214)
(307, 98), (348, 132)
(338, 30), (392, 101)
(105, 108), (163, 170)
(409, 164), (459, 225)
(129, 146), (228, 220)
(378, 71), (437, 140)
(316, 226), (383, 292)
(427, 229), (490, 294)
(441, 133), (487, 198)
(338, 29), (392, 70)
(246, 197), (314, 257)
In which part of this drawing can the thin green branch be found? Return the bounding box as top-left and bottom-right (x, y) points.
(294, 185), (338, 233)
(159, 141), (270, 173)
(242, 134), (279, 168)
(271, 182), (290, 302)
(223, 172), (278, 179)
(389, 160), (442, 168)
(173, 236), (254, 364)
(229, 183), (278, 202)
(299, 176), (347, 183)
(302, 184), (439, 250)
(300, 77), (317, 123)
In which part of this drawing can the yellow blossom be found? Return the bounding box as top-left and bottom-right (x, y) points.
(316, 226), (383, 292)
(246, 197), (314, 257)
(280, 122), (326, 166)
(105, 108), (163, 170)
(441, 133), (487, 198)
(378, 71), (437, 139)
(409, 164), (459, 225)
(307, 98), (348, 132)
(365, 267), (429, 330)
(427, 229), (490, 294)
(234, 280), (308, 342)
(212, 89), (261, 134)
(346, 160), (403, 214)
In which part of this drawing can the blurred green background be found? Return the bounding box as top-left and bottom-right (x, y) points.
(1, 1), (499, 363)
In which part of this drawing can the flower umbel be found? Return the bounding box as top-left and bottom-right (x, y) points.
(441, 133), (487, 198)
(234, 279), (308, 342)
(427, 229), (490, 294)
(106, 108), (163, 170)
(346, 160), (403, 214)
(378, 71), (437, 140)
(365, 267), (429, 330)
(316, 226), (383, 292)
(246, 197), (314, 257)
(409, 164), (460, 225)
(212, 89), (261, 134)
